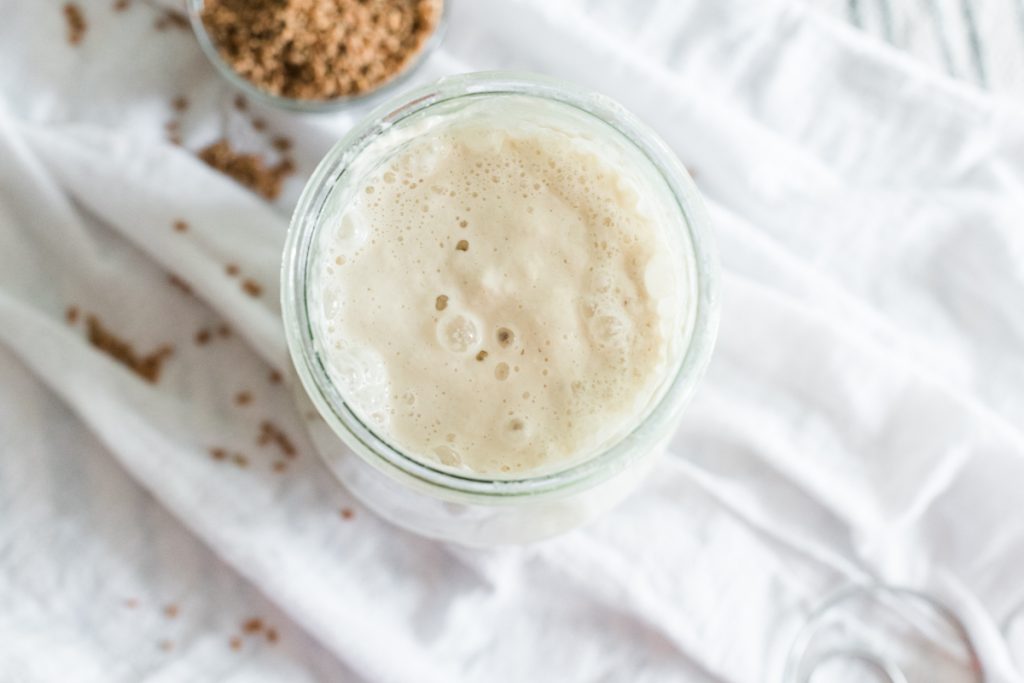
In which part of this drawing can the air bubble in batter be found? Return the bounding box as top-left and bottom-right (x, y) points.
(434, 445), (462, 467)
(500, 416), (531, 446)
(437, 310), (481, 354)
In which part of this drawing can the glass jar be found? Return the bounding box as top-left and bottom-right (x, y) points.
(282, 72), (719, 545)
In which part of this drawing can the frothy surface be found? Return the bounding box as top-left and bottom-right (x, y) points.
(313, 95), (688, 477)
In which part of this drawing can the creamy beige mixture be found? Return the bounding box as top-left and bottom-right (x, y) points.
(313, 96), (687, 477)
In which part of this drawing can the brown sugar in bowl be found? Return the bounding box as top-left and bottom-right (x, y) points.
(186, 0), (448, 113)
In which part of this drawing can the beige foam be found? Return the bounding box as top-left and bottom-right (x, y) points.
(313, 96), (688, 477)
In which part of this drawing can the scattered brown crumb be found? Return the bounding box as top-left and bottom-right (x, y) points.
(272, 460), (287, 473)
(225, 263), (240, 277)
(195, 328), (212, 346)
(169, 274), (193, 295)
(268, 369), (283, 384)
(258, 421), (297, 459)
(210, 447), (227, 461)
(163, 604), (179, 619)
(217, 324), (232, 338)
(66, 306), (79, 324)
(234, 94), (248, 111)
(172, 95), (189, 112)
(229, 636), (243, 651)
(241, 279), (262, 297)
(455, 239), (469, 251)
(165, 120), (180, 132)
(199, 0), (443, 100)
(251, 118), (267, 132)
(173, 219), (188, 233)
(234, 391), (252, 406)
(158, 639), (174, 652)
(155, 9), (189, 31)
(64, 3), (87, 46)
(435, 294), (448, 311)
(242, 618), (264, 634)
(340, 507), (355, 520)
(265, 628), (279, 644)
(271, 136), (292, 152)
(123, 598), (139, 609)
(85, 315), (173, 383)
(231, 453), (249, 467)
(475, 350), (488, 361)
(113, 0), (131, 11)
(169, 134), (183, 146)
(198, 139), (293, 200)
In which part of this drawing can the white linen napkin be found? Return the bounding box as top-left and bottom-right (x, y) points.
(1, 0), (1022, 681)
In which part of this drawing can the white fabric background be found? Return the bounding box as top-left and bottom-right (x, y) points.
(1, 0), (1023, 680)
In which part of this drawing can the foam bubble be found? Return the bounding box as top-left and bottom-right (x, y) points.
(437, 310), (481, 354)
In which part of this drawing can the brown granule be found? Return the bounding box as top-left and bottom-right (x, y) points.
(165, 120), (180, 133)
(241, 279), (262, 297)
(155, 9), (189, 31)
(195, 328), (212, 345)
(272, 136), (292, 153)
(172, 96), (189, 112)
(225, 263), (239, 277)
(86, 315), (173, 383)
(66, 306), (79, 324)
(113, 0), (131, 11)
(229, 636), (243, 651)
(217, 324), (232, 338)
(434, 295), (448, 311)
(210, 447), (227, 461)
(258, 421), (297, 458)
(169, 275), (193, 295)
(231, 453), (249, 467)
(268, 369), (283, 384)
(475, 350), (488, 361)
(272, 460), (287, 473)
(455, 239), (469, 251)
(340, 507), (355, 520)
(173, 219), (188, 233)
(64, 4), (87, 45)
(265, 628), (279, 644)
(234, 391), (252, 406)
(242, 618), (264, 634)
(198, 139), (293, 200)
(158, 639), (174, 652)
(199, 0), (443, 101)
(169, 134), (183, 146)
(251, 118), (267, 132)
(233, 94), (248, 111)
(163, 604), (179, 619)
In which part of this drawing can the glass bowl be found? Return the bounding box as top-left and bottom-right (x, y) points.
(186, 0), (450, 113)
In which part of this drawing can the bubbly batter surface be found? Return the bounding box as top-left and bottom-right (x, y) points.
(313, 96), (687, 476)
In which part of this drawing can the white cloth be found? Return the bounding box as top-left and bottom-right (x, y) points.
(1, 0), (1023, 681)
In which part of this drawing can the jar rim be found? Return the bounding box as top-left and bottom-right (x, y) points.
(282, 71), (720, 501)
